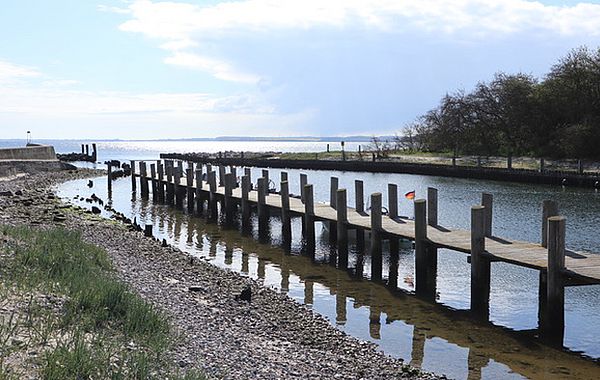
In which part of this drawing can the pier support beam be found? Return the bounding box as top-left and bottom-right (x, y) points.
(370, 193), (383, 281)
(257, 177), (269, 242)
(241, 175), (251, 234)
(281, 180), (291, 251)
(224, 173), (235, 223)
(150, 164), (157, 200)
(303, 184), (315, 256)
(140, 162), (149, 199)
(542, 216), (566, 345)
(415, 199), (433, 298)
(337, 188), (348, 269)
(329, 177), (338, 243)
(195, 167), (203, 214)
(157, 161), (165, 202)
(130, 160), (136, 191)
(208, 171), (218, 221)
(470, 205), (490, 319)
(186, 168), (194, 211)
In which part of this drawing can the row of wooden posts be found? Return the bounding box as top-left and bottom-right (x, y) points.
(121, 159), (567, 343)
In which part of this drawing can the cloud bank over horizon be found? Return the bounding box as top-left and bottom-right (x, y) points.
(2, 0), (600, 139)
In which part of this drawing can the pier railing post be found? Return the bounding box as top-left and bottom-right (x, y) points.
(303, 184), (315, 255)
(370, 193), (383, 281)
(427, 187), (438, 226)
(470, 205), (490, 319)
(337, 188), (348, 269)
(541, 200), (558, 248)
(482, 192), (493, 237)
(281, 180), (291, 251)
(543, 216), (566, 344)
(130, 160), (136, 191)
(388, 184), (398, 219)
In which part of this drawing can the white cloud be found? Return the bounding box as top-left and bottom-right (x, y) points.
(97, 4), (131, 15)
(117, 0), (600, 83)
(0, 60), (41, 83)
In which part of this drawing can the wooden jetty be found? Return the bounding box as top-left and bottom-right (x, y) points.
(124, 159), (600, 344)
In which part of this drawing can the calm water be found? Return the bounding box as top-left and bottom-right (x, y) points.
(49, 140), (600, 379)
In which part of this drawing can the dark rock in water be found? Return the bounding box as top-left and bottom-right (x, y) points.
(188, 286), (204, 292)
(235, 285), (252, 303)
(87, 180), (93, 187)
(91, 206), (101, 214)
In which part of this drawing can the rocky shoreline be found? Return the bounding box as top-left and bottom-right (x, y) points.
(0, 169), (442, 380)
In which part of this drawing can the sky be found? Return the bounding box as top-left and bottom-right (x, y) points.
(1, 0), (600, 140)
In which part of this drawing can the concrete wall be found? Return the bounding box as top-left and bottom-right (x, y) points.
(0, 145), (57, 161)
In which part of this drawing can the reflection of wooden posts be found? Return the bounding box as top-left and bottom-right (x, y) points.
(388, 184), (398, 219)
(130, 160), (136, 191)
(409, 328), (426, 368)
(336, 291), (347, 325)
(467, 347), (489, 380)
(241, 175), (251, 231)
(281, 180), (291, 251)
(195, 167), (203, 213)
(241, 252), (249, 274)
(427, 187), (438, 226)
(337, 189), (348, 269)
(370, 193), (382, 281)
(304, 280), (314, 305)
(541, 200), (558, 248)
(471, 205), (490, 319)
(257, 258), (266, 280)
(388, 237), (399, 289)
(543, 216), (566, 344)
(414, 199), (428, 296)
(482, 192), (493, 237)
(329, 177), (338, 243)
(303, 184), (315, 254)
(369, 307), (381, 339)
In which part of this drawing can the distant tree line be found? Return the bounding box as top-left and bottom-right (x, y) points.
(404, 47), (600, 159)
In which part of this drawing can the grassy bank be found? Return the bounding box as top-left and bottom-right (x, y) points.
(0, 226), (205, 380)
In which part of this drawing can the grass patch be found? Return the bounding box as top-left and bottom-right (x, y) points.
(0, 226), (205, 380)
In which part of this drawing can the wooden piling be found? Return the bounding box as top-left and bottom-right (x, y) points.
(262, 169), (269, 188)
(370, 193), (383, 281)
(107, 163), (112, 192)
(157, 161), (165, 201)
(150, 164), (157, 199)
(244, 168), (251, 183)
(281, 171), (288, 182)
(85, 144), (89, 156)
(414, 199), (428, 296)
(427, 187), (438, 226)
(195, 168), (203, 213)
(544, 216), (566, 342)
(337, 188), (348, 269)
(241, 175), (250, 221)
(218, 166), (226, 187)
(281, 180), (291, 250)
(186, 168), (195, 211)
(482, 193), (493, 237)
(208, 171), (218, 220)
(329, 177), (338, 243)
(257, 177), (268, 221)
(224, 173), (234, 221)
(355, 180), (364, 213)
(130, 160), (136, 191)
(470, 205), (490, 319)
(388, 184), (398, 219)
(140, 162), (149, 198)
(300, 174), (308, 203)
(303, 184), (315, 253)
(541, 200), (558, 248)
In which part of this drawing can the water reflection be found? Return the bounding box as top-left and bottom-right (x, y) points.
(56, 175), (600, 380)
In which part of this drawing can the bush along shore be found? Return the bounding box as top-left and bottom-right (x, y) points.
(0, 169), (441, 380)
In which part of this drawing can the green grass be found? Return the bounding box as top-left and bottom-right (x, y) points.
(0, 226), (206, 380)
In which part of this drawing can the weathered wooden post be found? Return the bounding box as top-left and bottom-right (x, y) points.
(300, 174), (308, 203)
(329, 177), (339, 243)
(414, 199), (429, 296)
(174, 165), (185, 209)
(150, 164), (157, 200)
(107, 163), (112, 192)
(281, 171), (288, 182)
(85, 144), (89, 156)
(370, 193), (383, 281)
(355, 180), (364, 213)
(224, 173), (234, 222)
(186, 168), (195, 211)
(144, 224), (153, 238)
(543, 216), (566, 343)
(166, 165), (175, 204)
(157, 161), (165, 202)
(91, 143), (97, 162)
(281, 180), (291, 251)
(303, 184), (315, 255)
(388, 184), (398, 219)
(244, 167), (251, 184)
(241, 175), (251, 233)
(336, 188), (348, 269)
(206, 163), (212, 176)
(262, 169), (269, 187)
(541, 200), (558, 248)
(81, 144), (85, 154)
(130, 160), (136, 191)
(257, 177), (268, 221)
(140, 161), (149, 198)
(195, 167), (203, 214)
(427, 187), (438, 226)
(540, 158), (545, 173)
(470, 205), (490, 319)
(208, 171), (218, 220)
(482, 192), (493, 237)
(218, 166), (226, 187)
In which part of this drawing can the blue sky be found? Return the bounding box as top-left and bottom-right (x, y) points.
(1, 0), (600, 139)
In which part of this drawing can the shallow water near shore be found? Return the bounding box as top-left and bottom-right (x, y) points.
(56, 167), (600, 380)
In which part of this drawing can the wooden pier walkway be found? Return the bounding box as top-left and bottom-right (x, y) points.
(124, 159), (600, 343)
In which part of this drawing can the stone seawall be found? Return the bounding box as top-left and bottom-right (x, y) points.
(0, 145), (57, 161)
